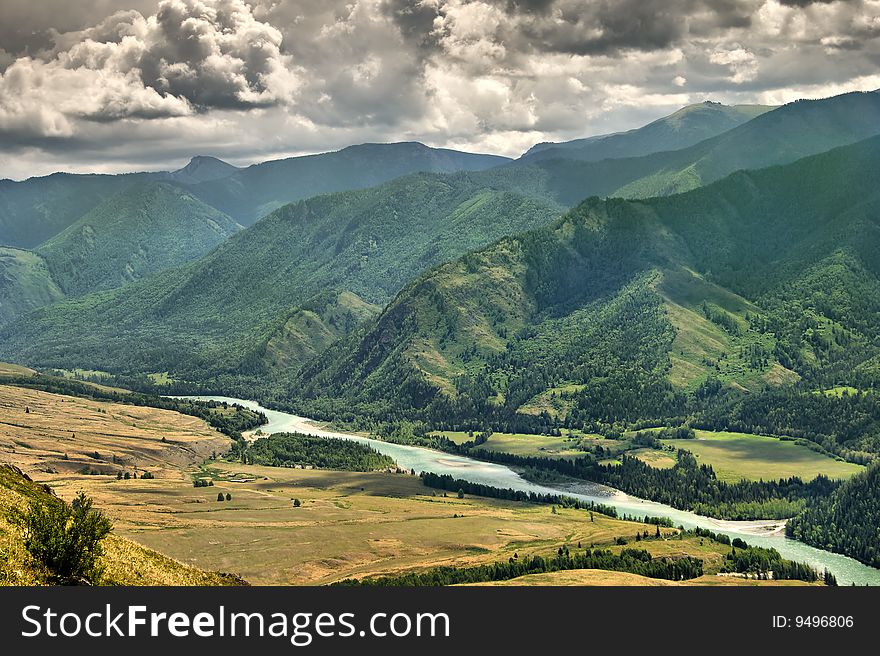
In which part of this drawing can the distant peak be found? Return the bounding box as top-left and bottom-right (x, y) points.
(170, 155), (239, 184)
(184, 155), (230, 168)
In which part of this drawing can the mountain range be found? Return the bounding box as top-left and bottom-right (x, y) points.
(521, 101), (773, 163)
(2, 90), (880, 399)
(289, 136), (880, 430)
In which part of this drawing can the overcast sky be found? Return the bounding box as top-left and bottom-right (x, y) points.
(0, 0), (877, 179)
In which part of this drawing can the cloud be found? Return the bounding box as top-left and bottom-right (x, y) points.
(0, 0), (301, 142)
(0, 0), (879, 179)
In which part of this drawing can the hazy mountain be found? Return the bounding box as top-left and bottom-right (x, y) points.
(0, 170), (560, 377)
(0, 143), (509, 249)
(522, 101), (773, 163)
(0, 248), (64, 326)
(292, 135), (880, 429)
(166, 156), (240, 185)
(0, 173), (151, 249)
(36, 182), (241, 296)
(511, 91), (880, 206)
(185, 142), (512, 225)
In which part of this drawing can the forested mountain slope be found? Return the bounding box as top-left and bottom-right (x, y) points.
(185, 142), (511, 226)
(0, 171), (561, 378)
(0, 143), (508, 250)
(0, 248), (64, 326)
(292, 136), (880, 443)
(0, 173), (152, 249)
(36, 183), (241, 296)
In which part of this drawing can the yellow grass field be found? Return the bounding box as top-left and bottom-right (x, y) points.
(0, 463), (241, 586)
(0, 384), (231, 479)
(465, 570), (813, 586)
(50, 460), (683, 585)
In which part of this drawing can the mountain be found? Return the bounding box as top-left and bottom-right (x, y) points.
(167, 156), (240, 185)
(0, 170), (560, 378)
(185, 142), (512, 226)
(0, 248), (64, 325)
(511, 91), (880, 205)
(36, 182), (241, 296)
(291, 135), (880, 435)
(522, 102), (773, 163)
(0, 143), (509, 249)
(0, 173), (150, 249)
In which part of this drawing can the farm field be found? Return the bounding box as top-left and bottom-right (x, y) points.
(663, 430), (864, 482)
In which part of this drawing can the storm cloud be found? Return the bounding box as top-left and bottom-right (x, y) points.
(0, 0), (878, 179)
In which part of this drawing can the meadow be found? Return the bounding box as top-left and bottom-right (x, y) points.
(440, 430), (589, 457)
(0, 384), (231, 478)
(663, 430), (863, 482)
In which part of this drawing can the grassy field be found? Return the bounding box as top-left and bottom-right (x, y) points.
(630, 447), (677, 469)
(440, 430), (591, 458)
(53, 461), (681, 585)
(0, 384), (230, 479)
(819, 386), (861, 398)
(0, 362), (35, 376)
(663, 430), (864, 482)
(0, 463), (242, 585)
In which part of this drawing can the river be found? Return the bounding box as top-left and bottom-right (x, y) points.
(181, 395), (880, 585)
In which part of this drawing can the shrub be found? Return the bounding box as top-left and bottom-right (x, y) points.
(9, 492), (112, 584)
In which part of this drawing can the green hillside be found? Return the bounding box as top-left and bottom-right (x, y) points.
(0, 143), (508, 250)
(187, 142), (511, 225)
(0, 248), (64, 325)
(36, 183), (241, 296)
(522, 102), (772, 163)
(0, 172), (560, 379)
(0, 173), (151, 249)
(291, 135), (880, 452)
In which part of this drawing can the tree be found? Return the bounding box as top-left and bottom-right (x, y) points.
(457, 488), (465, 499)
(217, 493), (225, 501)
(293, 498), (302, 507)
(225, 493), (232, 501)
(9, 492), (112, 583)
(824, 569), (838, 586)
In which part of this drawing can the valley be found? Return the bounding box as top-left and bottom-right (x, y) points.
(2, 90), (880, 586)
(0, 381), (859, 586)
